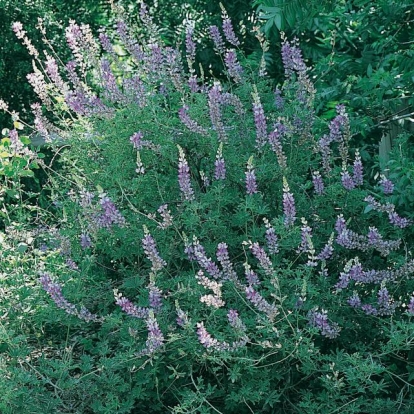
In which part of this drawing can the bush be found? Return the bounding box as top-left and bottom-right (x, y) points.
(2, 3), (414, 413)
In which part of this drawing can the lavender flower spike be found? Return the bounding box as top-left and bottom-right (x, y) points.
(40, 273), (99, 322)
(224, 50), (243, 83)
(341, 169), (355, 190)
(209, 25), (225, 53)
(312, 171), (324, 195)
(263, 218), (279, 254)
(142, 226), (167, 272)
(214, 143), (226, 180)
(352, 150), (363, 186)
(252, 89), (267, 148)
(177, 145), (195, 201)
(114, 289), (149, 319)
(308, 309), (340, 339)
(220, 4), (240, 47)
(245, 156), (258, 195)
(282, 177), (296, 226)
(97, 194), (126, 229)
(379, 175), (394, 194)
(178, 105), (208, 136)
(145, 311), (164, 355)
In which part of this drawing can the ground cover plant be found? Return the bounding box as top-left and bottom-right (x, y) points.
(1, 2), (414, 413)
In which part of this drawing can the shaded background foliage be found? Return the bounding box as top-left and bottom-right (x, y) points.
(2, 0), (413, 151)
(256, 0), (414, 146)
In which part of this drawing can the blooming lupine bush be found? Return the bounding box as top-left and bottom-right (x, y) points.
(2, 3), (414, 413)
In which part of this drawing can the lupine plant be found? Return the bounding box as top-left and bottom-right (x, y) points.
(1, 3), (414, 413)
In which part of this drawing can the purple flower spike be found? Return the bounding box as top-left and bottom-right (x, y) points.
(274, 87), (284, 109)
(312, 171), (324, 195)
(216, 242), (237, 281)
(178, 105), (208, 136)
(341, 170), (355, 190)
(353, 150), (363, 186)
(142, 228), (167, 272)
(97, 195), (126, 229)
(263, 218), (279, 254)
(80, 233), (92, 249)
(245, 285), (278, 319)
(221, 6), (240, 47)
(177, 145), (195, 201)
(209, 26), (225, 53)
(281, 38), (307, 77)
(379, 175), (394, 194)
(214, 143), (226, 180)
(348, 293), (361, 308)
(245, 156), (258, 195)
(185, 27), (196, 62)
(407, 296), (414, 315)
(282, 177), (296, 227)
(40, 273), (99, 322)
(145, 312), (164, 354)
(268, 123), (287, 169)
(252, 91), (267, 148)
(308, 309), (340, 339)
(114, 290), (148, 319)
(208, 83), (227, 142)
(224, 50), (243, 83)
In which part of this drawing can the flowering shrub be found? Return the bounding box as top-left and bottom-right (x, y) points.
(2, 3), (414, 413)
